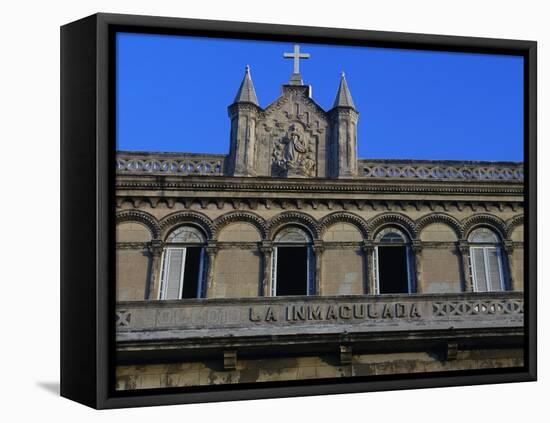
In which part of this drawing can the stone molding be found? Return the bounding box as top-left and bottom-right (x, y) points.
(319, 211), (369, 239)
(267, 211), (320, 240)
(116, 176), (524, 196)
(462, 214), (508, 240)
(158, 211), (214, 240)
(416, 212), (463, 239)
(116, 209), (160, 239)
(366, 212), (417, 240)
(505, 214), (524, 239)
(213, 210), (268, 240)
(115, 209), (524, 248)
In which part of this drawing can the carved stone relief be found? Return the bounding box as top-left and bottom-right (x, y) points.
(272, 124), (316, 177)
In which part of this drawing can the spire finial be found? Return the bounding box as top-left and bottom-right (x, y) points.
(232, 64), (259, 106)
(332, 71), (355, 109)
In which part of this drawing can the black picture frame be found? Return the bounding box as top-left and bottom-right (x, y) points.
(60, 12), (537, 409)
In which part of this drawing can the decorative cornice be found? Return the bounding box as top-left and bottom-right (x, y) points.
(115, 177), (523, 196)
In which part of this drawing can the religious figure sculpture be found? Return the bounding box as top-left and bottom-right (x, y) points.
(273, 125), (316, 177)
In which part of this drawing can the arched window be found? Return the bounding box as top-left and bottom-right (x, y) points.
(373, 227), (415, 294)
(271, 226), (314, 296)
(159, 226), (207, 300)
(468, 227), (506, 292)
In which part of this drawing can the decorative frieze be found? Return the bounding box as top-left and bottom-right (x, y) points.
(116, 293), (524, 345)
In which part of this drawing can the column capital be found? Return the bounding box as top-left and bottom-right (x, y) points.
(205, 241), (218, 255)
(148, 239), (164, 257)
(312, 240), (325, 254)
(411, 240), (423, 253)
(260, 241), (273, 254)
(503, 240), (515, 254)
(458, 239), (470, 254)
(362, 240), (374, 253)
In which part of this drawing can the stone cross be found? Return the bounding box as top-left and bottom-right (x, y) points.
(283, 44), (310, 74)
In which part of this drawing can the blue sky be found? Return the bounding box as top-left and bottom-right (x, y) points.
(116, 32), (524, 161)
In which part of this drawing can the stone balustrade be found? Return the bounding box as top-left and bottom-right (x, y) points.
(116, 152), (226, 176)
(359, 159), (524, 181)
(116, 152), (523, 182)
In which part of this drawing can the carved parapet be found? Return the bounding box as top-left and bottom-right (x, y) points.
(116, 152), (225, 176)
(359, 159), (524, 182)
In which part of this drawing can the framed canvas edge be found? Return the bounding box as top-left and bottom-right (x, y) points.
(61, 12), (537, 410)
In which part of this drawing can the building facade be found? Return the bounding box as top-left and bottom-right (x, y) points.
(115, 48), (524, 390)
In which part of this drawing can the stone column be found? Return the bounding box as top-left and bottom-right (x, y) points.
(458, 240), (473, 292)
(503, 240), (515, 291)
(147, 240), (164, 300)
(411, 240), (423, 294)
(313, 240), (324, 296)
(362, 241), (374, 295)
(204, 242), (218, 298)
(260, 241), (273, 296)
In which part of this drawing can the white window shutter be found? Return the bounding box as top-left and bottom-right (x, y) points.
(271, 248), (277, 296)
(471, 248), (488, 292)
(163, 248), (186, 300)
(486, 247), (503, 291)
(373, 248), (379, 295)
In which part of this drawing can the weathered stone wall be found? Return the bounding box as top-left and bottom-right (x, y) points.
(115, 201), (524, 300)
(116, 222), (152, 301)
(212, 248), (262, 298)
(322, 249), (364, 295)
(510, 224), (524, 290)
(116, 348), (523, 390)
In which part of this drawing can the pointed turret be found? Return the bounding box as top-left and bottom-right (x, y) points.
(227, 65), (262, 177)
(233, 65), (259, 106)
(332, 72), (355, 109)
(329, 71), (359, 178)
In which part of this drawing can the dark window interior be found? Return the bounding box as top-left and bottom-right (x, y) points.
(276, 246), (308, 296)
(378, 246), (409, 294)
(182, 247), (202, 298)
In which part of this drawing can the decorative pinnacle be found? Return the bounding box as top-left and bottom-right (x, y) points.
(332, 71), (355, 109)
(233, 64), (259, 106)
